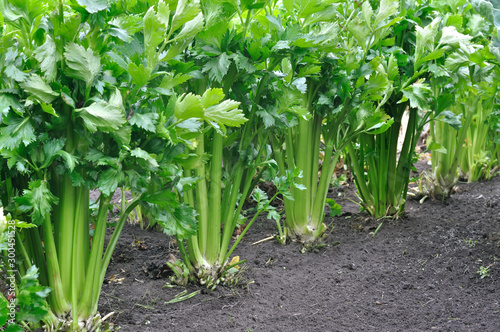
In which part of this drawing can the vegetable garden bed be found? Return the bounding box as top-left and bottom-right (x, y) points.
(100, 169), (500, 331)
(2, 0), (500, 330)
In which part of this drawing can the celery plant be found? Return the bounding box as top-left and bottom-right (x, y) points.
(442, 0), (500, 182)
(489, 108), (500, 173)
(453, 0), (500, 182)
(0, 0), (201, 329)
(458, 88), (499, 181)
(166, 1), (287, 286)
(424, 65), (497, 199)
(417, 1), (496, 199)
(172, 89), (248, 286)
(261, 0), (395, 243)
(346, 1), (479, 217)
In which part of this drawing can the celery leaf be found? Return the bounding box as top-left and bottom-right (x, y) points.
(75, 100), (126, 133)
(171, 0), (201, 32)
(75, 0), (109, 13)
(400, 81), (432, 109)
(129, 112), (159, 132)
(131, 147), (159, 170)
(34, 36), (59, 82)
(15, 180), (58, 226)
(64, 43), (101, 90)
(437, 110), (463, 130)
(374, 0), (399, 28)
(175, 93), (204, 120)
(20, 74), (59, 104)
(204, 100), (246, 127)
(202, 52), (230, 82)
(97, 168), (124, 196)
(16, 265), (51, 323)
(143, 7), (166, 67)
(0, 114), (36, 149)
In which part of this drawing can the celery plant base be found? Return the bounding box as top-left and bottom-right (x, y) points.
(418, 170), (459, 201)
(42, 311), (114, 332)
(285, 222), (328, 246)
(167, 258), (247, 290)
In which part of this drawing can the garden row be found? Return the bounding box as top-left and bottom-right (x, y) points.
(1, 0), (499, 331)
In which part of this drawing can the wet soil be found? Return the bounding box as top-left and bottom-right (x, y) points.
(99, 169), (500, 332)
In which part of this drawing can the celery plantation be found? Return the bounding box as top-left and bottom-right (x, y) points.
(0, 0), (499, 331)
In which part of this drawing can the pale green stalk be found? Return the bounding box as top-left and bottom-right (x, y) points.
(78, 195), (110, 318)
(206, 132), (223, 265)
(194, 134), (209, 255)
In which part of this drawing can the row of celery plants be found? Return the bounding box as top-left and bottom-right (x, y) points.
(419, 0), (500, 200)
(2, 0), (500, 329)
(344, 0), (500, 216)
(0, 0), (210, 330)
(457, 0), (500, 182)
(163, 0), (394, 284)
(165, 0), (300, 286)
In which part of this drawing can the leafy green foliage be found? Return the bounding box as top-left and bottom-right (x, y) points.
(15, 180), (59, 226)
(20, 74), (59, 104)
(471, 0), (500, 27)
(0, 0), (212, 327)
(16, 266), (51, 323)
(437, 111), (463, 131)
(342, 0), (495, 215)
(33, 36), (59, 82)
(64, 43), (101, 91)
(173, 88), (246, 134)
(0, 295), (9, 327)
(0, 114), (36, 150)
(153, 201), (198, 239)
(75, 0), (110, 14)
(326, 198), (342, 217)
(400, 80), (432, 109)
(75, 98), (127, 133)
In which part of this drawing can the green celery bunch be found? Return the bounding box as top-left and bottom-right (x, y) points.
(424, 66), (497, 199)
(460, 0), (500, 182)
(264, 0), (394, 243)
(458, 82), (500, 181)
(454, 0), (500, 182)
(1, 209), (50, 332)
(0, 0), (201, 329)
(165, 1), (286, 287)
(487, 107), (500, 174)
(346, 0), (479, 217)
(419, 1), (496, 199)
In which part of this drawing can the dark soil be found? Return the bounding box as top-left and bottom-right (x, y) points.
(99, 169), (500, 332)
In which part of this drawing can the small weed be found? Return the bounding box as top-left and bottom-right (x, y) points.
(477, 265), (491, 279)
(331, 173), (347, 188)
(326, 198), (342, 217)
(464, 238), (478, 248)
(300, 242), (326, 253)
